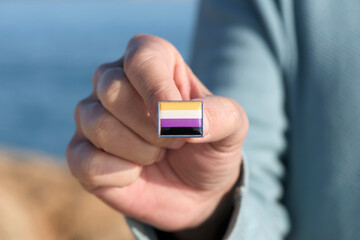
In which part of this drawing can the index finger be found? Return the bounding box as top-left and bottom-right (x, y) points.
(123, 34), (183, 123)
(92, 58), (124, 91)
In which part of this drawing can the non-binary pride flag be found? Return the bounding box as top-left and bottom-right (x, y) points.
(158, 101), (203, 137)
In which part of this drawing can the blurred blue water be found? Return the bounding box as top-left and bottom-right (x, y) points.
(0, 1), (198, 158)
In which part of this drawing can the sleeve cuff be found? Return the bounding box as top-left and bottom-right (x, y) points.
(222, 152), (249, 240)
(126, 217), (159, 240)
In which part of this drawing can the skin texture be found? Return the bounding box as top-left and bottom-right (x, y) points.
(66, 34), (248, 239)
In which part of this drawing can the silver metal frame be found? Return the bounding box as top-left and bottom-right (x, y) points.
(158, 100), (204, 138)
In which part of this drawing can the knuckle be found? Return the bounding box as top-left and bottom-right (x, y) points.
(102, 78), (122, 108)
(74, 98), (88, 123)
(90, 108), (121, 152)
(81, 150), (101, 185)
(125, 34), (168, 75)
(95, 64), (107, 76)
(124, 47), (153, 75)
(128, 33), (151, 46)
(128, 34), (164, 49)
(125, 140), (162, 165)
(100, 72), (130, 112)
(92, 112), (111, 145)
(93, 63), (110, 85)
(65, 139), (77, 176)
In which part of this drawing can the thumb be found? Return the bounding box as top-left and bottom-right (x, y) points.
(187, 96), (248, 148)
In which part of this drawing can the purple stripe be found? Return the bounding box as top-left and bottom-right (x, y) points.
(161, 118), (202, 127)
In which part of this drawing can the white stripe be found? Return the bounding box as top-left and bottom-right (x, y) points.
(160, 110), (202, 119)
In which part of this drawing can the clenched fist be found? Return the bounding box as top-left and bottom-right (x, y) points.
(66, 34), (248, 238)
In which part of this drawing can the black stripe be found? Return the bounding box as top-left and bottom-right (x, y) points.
(160, 127), (203, 136)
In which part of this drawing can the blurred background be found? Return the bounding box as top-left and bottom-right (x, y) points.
(0, 1), (198, 239)
(0, 0), (198, 157)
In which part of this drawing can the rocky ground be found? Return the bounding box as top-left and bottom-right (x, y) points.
(0, 149), (134, 240)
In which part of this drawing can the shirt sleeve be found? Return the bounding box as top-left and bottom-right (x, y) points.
(190, 0), (294, 239)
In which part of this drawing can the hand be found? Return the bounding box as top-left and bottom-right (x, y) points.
(66, 34), (248, 235)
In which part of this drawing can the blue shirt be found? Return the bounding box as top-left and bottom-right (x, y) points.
(128, 0), (360, 239)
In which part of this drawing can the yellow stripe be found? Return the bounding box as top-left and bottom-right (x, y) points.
(160, 101), (202, 110)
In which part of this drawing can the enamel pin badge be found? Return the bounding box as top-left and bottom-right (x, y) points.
(158, 101), (204, 137)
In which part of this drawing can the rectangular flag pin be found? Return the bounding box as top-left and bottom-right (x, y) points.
(158, 101), (204, 137)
